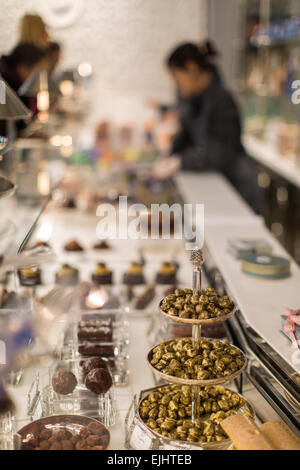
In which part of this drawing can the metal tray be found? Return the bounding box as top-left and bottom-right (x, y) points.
(147, 337), (247, 386)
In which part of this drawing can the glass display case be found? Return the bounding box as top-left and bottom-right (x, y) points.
(239, 0), (300, 163)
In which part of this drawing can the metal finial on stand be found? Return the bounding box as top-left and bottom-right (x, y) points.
(190, 246), (203, 295)
(190, 247), (204, 424)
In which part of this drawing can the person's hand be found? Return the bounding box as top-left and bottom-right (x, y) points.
(152, 155), (181, 180)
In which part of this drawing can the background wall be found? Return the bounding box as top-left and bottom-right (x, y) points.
(0, 0), (207, 126)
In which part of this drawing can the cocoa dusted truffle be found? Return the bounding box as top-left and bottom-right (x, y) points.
(52, 370), (77, 395)
(30, 241), (51, 250)
(85, 368), (112, 395)
(82, 357), (108, 377)
(64, 240), (84, 252)
(93, 241), (111, 250)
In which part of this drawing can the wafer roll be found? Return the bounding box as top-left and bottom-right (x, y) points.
(221, 415), (275, 450)
(260, 421), (300, 450)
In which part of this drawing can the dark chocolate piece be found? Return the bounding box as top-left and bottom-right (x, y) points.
(52, 370), (77, 395)
(132, 285), (155, 310)
(78, 319), (113, 329)
(78, 326), (113, 341)
(85, 368), (112, 395)
(78, 343), (114, 357)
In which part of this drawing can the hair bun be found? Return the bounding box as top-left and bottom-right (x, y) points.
(199, 40), (218, 58)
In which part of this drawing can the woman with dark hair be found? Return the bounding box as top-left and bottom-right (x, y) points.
(166, 41), (259, 210)
(0, 43), (47, 135)
(0, 43), (46, 93)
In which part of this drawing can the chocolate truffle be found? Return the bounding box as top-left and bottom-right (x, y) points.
(56, 429), (73, 441)
(64, 240), (84, 252)
(55, 264), (79, 286)
(40, 441), (50, 450)
(91, 263), (113, 285)
(156, 262), (177, 285)
(50, 442), (62, 450)
(93, 241), (111, 250)
(40, 429), (52, 440)
(18, 266), (41, 287)
(30, 241), (51, 250)
(87, 422), (106, 437)
(52, 370), (77, 395)
(61, 440), (73, 450)
(85, 368), (112, 395)
(123, 262), (145, 285)
(82, 357), (108, 376)
(86, 435), (101, 446)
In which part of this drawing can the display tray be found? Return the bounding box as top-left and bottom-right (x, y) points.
(147, 338), (247, 386)
(159, 300), (237, 325)
(125, 384), (255, 450)
(17, 415), (110, 450)
(138, 385), (254, 449)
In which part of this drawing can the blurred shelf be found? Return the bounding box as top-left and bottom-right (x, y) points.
(243, 133), (300, 189)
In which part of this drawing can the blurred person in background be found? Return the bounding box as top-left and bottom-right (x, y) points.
(47, 42), (62, 76)
(0, 43), (47, 135)
(164, 41), (259, 211)
(18, 14), (49, 48)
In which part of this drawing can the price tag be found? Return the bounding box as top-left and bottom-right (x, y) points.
(163, 441), (202, 451)
(130, 422), (153, 450)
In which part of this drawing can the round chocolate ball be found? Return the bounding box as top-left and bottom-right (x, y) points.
(82, 357), (108, 377)
(52, 370), (77, 395)
(85, 368), (112, 395)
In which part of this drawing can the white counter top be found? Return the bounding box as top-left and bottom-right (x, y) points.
(178, 171), (300, 374)
(176, 171), (263, 227)
(243, 134), (300, 189)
